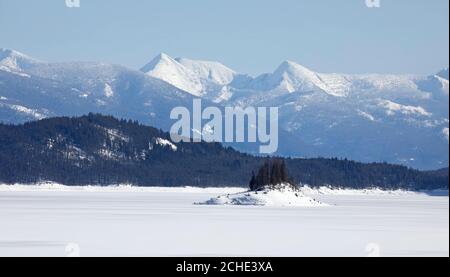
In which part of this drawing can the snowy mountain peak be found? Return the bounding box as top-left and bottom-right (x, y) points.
(0, 48), (40, 75)
(276, 60), (315, 74)
(140, 52), (176, 73)
(141, 53), (205, 96)
(141, 53), (236, 97)
(0, 48), (27, 59)
(274, 60), (321, 82)
(252, 60), (334, 94)
(0, 48), (40, 64)
(157, 52), (172, 60)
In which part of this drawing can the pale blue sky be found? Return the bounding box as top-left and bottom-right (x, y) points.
(0, 0), (448, 75)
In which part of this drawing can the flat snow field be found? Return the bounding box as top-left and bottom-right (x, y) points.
(0, 185), (448, 257)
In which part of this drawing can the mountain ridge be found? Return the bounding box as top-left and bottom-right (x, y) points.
(140, 52), (449, 98)
(0, 48), (448, 169)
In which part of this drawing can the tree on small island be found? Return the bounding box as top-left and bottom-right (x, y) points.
(249, 159), (295, 191)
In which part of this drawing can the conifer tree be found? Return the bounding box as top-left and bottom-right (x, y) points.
(249, 171), (256, 191)
(281, 160), (288, 182)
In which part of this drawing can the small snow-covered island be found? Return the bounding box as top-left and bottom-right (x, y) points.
(198, 159), (328, 207)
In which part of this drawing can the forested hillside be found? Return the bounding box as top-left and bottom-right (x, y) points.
(0, 114), (447, 190)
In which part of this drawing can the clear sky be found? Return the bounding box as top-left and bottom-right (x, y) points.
(0, 0), (448, 76)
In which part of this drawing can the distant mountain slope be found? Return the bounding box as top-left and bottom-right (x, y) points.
(0, 114), (447, 190)
(1, 48), (448, 169)
(143, 54), (448, 170)
(0, 49), (207, 129)
(437, 68), (449, 80)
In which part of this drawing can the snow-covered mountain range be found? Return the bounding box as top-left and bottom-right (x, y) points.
(0, 48), (448, 169)
(0, 48), (202, 130)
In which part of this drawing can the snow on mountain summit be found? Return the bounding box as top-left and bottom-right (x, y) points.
(141, 53), (236, 98)
(140, 53), (177, 75)
(0, 48), (34, 62)
(242, 60), (353, 97)
(0, 48), (40, 76)
(140, 53), (445, 101)
(244, 61), (424, 97)
(269, 60), (326, 92)
(175, 57), (236, 86)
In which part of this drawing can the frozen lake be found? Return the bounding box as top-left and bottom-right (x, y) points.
(0, 185), (448, 257)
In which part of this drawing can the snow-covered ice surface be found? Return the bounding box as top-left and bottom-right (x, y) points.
(0, 184), (448, 257)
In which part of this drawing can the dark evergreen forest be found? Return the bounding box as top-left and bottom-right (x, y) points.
(0, 114), (447, 190)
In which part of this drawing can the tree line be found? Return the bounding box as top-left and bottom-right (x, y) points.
(0, 114), (447, 190)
